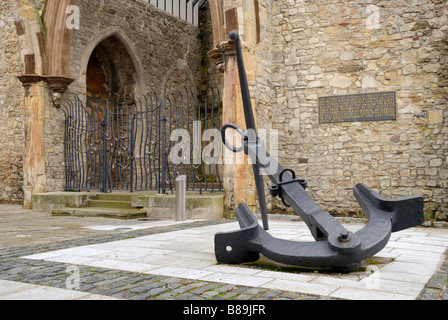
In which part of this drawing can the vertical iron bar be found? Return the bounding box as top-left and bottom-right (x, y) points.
(143, 96), (149, 190)
(216, 88), (222, 191)
(180, 93), (188, 188)
(92, 102), (96, 189)
(203, 90), (208, 192)
(94, 102), (100, 189)
(161, 111), (167, 194)
(210, 87), (215, 192)
(149, 95), (156, 190)
(101, 107), (108, 193)
(187, 90), (196, 192)
(138, 98), (144, 190)
(119, 101), (125, 190)
(112, 102), (117, 191)
(106, 101), (112, 192)
(129, 114), (135, 192)
(65, 101), (73, 190)
(79, 103), (85, 190)
(157, 99), (162, 193)
(63, 112), (68, 190)
(124, 101), (129, 190)
(75, 97), (82, 191)
(154, 97), (159, 191)
(194, 91), (202, 195)
(185, 88), (192, 191)
(86, 103), (92, 192)
(167, 98), (175, 192)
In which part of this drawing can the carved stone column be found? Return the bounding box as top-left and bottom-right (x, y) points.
(17, 76), (47, 209)
(219, 39), (257, 215)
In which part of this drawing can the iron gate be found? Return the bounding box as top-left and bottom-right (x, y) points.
(61, 88), (222, 194)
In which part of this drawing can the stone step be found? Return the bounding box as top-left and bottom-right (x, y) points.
(51, 207), (146, 220)
(87, 199), (133, 209)
(95, 194), (133, 201)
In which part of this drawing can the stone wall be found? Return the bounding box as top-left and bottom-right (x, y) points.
(0, 1), (28, 204)
(264, 0), (447, 219)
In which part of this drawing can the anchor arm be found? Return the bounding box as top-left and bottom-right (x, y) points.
(215, 203), (381, 272)
(215, 187), (422, 272)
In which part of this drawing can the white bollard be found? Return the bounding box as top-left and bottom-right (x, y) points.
(175, 175), (187, 221)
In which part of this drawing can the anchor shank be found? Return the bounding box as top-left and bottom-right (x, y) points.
(230, 31), (269, 230)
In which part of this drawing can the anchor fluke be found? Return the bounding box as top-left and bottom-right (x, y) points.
(354, 183), (424, 233)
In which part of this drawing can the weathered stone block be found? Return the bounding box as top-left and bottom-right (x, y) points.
(32, 192), (90, 212)
(428, 110), (443, 124)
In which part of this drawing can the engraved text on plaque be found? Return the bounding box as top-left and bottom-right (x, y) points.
(318, 91), (396, 124)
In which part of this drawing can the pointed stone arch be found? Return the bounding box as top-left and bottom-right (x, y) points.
(161, 60), (198, 101)
(79, 27), (147, 97)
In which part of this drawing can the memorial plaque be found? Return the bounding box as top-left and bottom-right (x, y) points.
(319, 91), (396, 124)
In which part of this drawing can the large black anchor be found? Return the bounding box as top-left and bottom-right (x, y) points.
(214, 31), (424, 272)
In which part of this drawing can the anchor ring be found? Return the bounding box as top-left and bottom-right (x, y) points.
(270, 168), (308, 208)
(221, 123), (247, 153)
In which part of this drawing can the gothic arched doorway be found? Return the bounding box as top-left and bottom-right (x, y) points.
(84, 35), (139, 191)
(86, 35), (137, 105)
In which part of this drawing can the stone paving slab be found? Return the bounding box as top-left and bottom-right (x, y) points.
(0, 279), (121, 300)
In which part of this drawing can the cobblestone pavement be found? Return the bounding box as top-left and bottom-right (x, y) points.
(0, 216), (328, 300)
(0, 206), (446, 300)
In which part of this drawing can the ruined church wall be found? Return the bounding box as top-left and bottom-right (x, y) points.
(66, 0), (200, 98)
(264, 0), (447, 219)
(0, 1), (27, 204)
(47, 0), (202, 194)
(0, 0), (204, 202)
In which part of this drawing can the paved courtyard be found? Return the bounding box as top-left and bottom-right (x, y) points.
(0, 205), (447, 300)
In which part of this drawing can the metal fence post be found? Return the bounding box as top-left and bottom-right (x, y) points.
(175, 175), (187, 221)
(101, 108), (108, 193)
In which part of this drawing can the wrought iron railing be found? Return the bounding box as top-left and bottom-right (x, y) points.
(60, 88), (222, 194)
